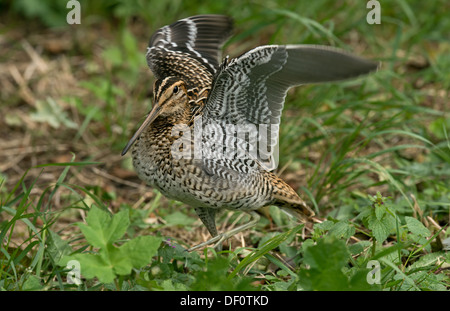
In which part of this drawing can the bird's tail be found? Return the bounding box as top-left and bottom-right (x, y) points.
(270, 174), (315, 222)
(274, 196), (315, 222)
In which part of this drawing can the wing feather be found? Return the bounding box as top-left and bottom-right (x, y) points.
(203, 45), (380, 170)
(146, 15), (233, 88)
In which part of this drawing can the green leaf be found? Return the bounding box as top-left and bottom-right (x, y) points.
(371, 242), (407, 261)
(302, 237), (349, 270)
(21, 275), (43, 291)
(368, 216), (392, 242)
(298, 237), (350, 290)
(105, 209), (130, 243)
(191, 257), (255, 291)
(314, 220), (334, 231)
(298, 236), (378, 290)
(108, 246), (133, 276)
(405, 216), (430, 237)
(348, 241), (372, 255)
(299, 266), (349, 291)
(329, 220), (356, 239)
(58, 206), (161, 284)
(69, 253), (116, 284)
(348, 270), (378, 291)
(77, 206), (129, 248)
(159, 279), (189, 291)
(47, 230), (73, 263)
(375, 203), (385, 220)
(119, 236), (162, 268)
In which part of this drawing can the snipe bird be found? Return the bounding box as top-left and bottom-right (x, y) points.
(122, 15), (379, 251)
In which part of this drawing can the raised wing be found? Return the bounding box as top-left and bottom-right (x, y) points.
(146, 15), (233, 89)
(203, 45), (380, 170)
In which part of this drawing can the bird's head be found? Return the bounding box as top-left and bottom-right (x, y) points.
(121, 77), (188, 156)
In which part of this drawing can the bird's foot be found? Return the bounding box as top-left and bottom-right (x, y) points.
(187, 211), (260, 252)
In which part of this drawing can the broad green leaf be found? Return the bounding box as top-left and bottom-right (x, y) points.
(21, 275), (43, 291)
(58, 206), (161, 284)
(47, 230), (73, 263)
(105, 209), (130, 244)
(371, 242), (406, 261)
(299, 266), (349, 291)
(298, 237), (349, 290)
(108, 246), (133, 276)
(191, 257), (255, 291)
(368, 216), (391, 242)
(348, 241), (372, 255)
(348, 270), (378, 291)
(314, 220), (334, 231)
(77, 206), (129, 248)
(159, 279), (189, 291)
(405, 216), (430, 237)
(302, 236), (349, 270)
(329, 220), (356, 239)
(298, 237), (378, 290)
(69, 253), (116, 284)
(375, 203), (385, 220)
(119, 236), (162, 268)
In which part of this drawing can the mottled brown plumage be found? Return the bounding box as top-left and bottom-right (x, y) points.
(122, 15), (379, 251)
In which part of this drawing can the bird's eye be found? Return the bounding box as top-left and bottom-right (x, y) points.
(173, 86), (179, 94)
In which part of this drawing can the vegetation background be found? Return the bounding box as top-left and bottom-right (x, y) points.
(0, 0), (449, 291)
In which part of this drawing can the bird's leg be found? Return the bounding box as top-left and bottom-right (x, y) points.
(189, 207), (219, 252)
(193, 207), (218, 236)
(210, 211), (260, 250)
(188, 210), (260, 252)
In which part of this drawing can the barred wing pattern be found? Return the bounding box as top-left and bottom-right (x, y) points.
(203, 45), (380, 170)
(146, 15), (233, 89)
